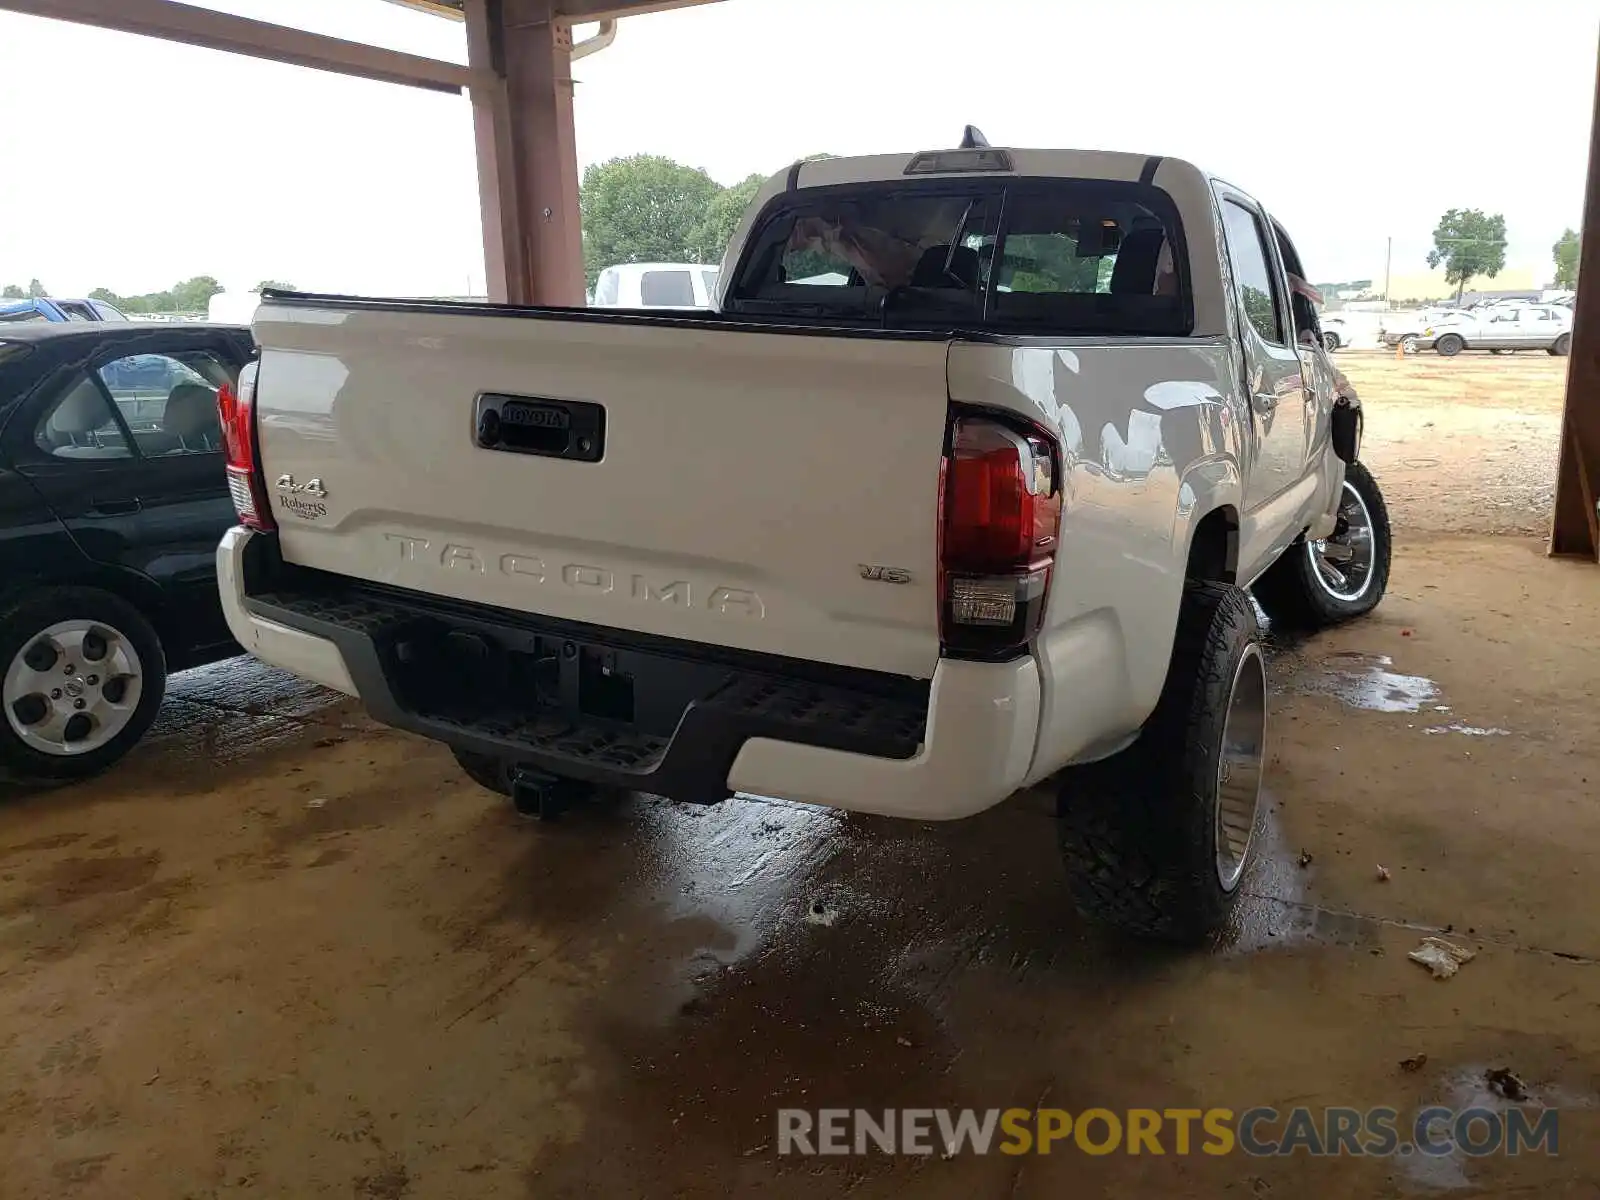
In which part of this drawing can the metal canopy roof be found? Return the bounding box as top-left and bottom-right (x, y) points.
(387, 0), (722, 21)
(0, 0), (723, 93)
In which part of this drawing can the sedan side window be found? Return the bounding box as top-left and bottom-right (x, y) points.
(97, 351), (230, 456)
(34, 376), (135, 460)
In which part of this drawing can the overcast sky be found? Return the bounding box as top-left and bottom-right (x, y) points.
(0, 0), (1594, 298)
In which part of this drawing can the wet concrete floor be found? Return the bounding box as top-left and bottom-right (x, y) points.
(1, 536), (1598, 1198)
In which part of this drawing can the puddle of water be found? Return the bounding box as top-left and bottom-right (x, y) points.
(1295, 651), (1441, 714)
(1218, 796), (1376, 956)
(1424, 724), (1510, 738)
(1387, 1064), (1599, 1192)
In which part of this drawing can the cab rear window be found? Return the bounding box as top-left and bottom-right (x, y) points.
(726, 179), (1190, 336)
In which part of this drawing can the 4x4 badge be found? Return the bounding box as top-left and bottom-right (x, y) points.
(276, 474), (327, 499)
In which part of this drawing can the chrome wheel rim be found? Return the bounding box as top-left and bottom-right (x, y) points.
(1215, 643), (1266, 892)
(3, 620), (143, 756)
(1307, 479), (1376, 603)
(1401, 336), (1418, 354)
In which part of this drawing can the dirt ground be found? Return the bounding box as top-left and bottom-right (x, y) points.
(1, 354), (1597, 1198)
(1340, 349), (1567, 537)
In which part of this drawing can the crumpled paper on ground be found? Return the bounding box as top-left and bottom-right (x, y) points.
(1408, 936), (1476, 979)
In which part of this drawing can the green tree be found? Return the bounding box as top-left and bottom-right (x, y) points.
(27, 278), (47, 298)
(1553, 228), (1580, 289)
(1426, 209), (1507, 303)
(88, 287), (123, 305)
(170, 275), (223, 312)
(255, 279), (296, 293)
(688, 173), (764, 266)
(1, 284), (22, 299)
(579, 155), (721, 286)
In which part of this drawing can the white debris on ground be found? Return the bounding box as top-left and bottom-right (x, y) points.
(1409, 937), (1477, 979)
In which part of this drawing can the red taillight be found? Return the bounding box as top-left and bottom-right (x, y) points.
(218, 366), (275, 532)
(939, 415), (1062, 658)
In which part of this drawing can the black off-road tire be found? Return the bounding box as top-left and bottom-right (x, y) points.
(1056, 581), (1264, 944)
(0, 587), (168, 784)
(1252, 461), (1391, 629)
(1550, 332), (1572, 357)
(1435, 333), (1465, 357)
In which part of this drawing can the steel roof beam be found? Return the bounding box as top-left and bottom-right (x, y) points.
(0, 0), (478, 93)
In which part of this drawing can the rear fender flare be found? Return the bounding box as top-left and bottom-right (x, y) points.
(1172, 457), (1244, 578)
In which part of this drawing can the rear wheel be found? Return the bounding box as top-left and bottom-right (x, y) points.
(1251, 461), (1391, 628)
(1551, 332), (1572, 357)
(1400, 335), (1419, 355)
(1322, 331), (1341, 352)
(1435, 333), (1464, 357)
(1056, 581), (1266, 944)
(0, 588), (167, 783)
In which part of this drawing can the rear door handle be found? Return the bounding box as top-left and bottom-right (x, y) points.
(88, 497), (142, 517)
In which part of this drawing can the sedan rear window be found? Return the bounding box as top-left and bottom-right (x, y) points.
(727, 179), (1190, 335)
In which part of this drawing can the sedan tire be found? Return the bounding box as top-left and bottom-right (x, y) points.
(0, 587), (168, 783)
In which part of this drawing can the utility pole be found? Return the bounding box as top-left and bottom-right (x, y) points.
(1384, 237), (1392, 306)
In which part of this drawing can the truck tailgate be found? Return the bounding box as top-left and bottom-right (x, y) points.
(251, 302), (950, 678)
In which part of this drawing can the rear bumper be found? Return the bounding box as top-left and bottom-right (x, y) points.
(217, 529), (1039, 820)
(217, 527), (358, 696)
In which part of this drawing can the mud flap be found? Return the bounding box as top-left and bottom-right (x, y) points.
(1331, 398), (1361, 464)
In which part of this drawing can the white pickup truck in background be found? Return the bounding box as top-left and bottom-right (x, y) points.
(590, 261), (719, 309)
(216, 134), (1390, 943)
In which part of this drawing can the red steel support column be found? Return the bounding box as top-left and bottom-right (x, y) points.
(1551, 29), (1600, 560)
(464, 0), (585, 306)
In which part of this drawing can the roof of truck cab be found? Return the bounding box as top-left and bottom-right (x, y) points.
(787, 148), (1207, 191)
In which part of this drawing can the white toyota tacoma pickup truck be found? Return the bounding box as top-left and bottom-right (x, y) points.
(216, 134), (1390, 942)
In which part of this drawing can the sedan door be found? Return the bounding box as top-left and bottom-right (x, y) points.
(90, 340), (243, 662)
(1518, 306), (1559, 348)
(9, 337), (243, 666)
(1482, 307), (1522, 349)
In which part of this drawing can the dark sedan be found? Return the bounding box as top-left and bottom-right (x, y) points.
(0, 322), (255, 783)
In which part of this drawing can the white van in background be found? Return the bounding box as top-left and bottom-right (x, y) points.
(591, 263), (719, 309)
(208, 290), (262, 325)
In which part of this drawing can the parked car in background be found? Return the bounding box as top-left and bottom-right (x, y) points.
(1379, 307), (1465, 353)
(591, 262), (720, 309)
(1319, 313), (1355, 351)
(1418, 304), (1573, 356)
(0, 322), (255, 783)
(0, 298), (129, 325)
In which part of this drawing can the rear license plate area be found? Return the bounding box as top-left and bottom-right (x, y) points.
(386, 618), (730, 737)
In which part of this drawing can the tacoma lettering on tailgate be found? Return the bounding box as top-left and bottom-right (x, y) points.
(382, 533), (765, 619)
